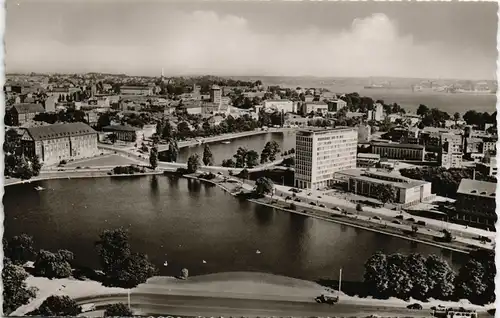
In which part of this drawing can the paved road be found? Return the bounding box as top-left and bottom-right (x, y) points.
(79, 293), (436, 317)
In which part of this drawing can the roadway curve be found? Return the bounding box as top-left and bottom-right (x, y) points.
(76, 292), (437, 317)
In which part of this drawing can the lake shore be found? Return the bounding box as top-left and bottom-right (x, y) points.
(184, 173), (480, 254)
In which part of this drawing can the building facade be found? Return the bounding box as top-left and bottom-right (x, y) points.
(302, 102), (328, 115)
(439, 133), (463, 168)
(21, 122), (98, 165)
(102, 125), (143, 143)
(210, 85), (222, 106)
(9, 103), (46, 126)
(336, 169), (433, 207)
(371, 142), (425, 161)
(263, 100), (294, 113)
(295, 127), (357, 190)
(120, 86), (153, 96)
(454, 179), (496, 229)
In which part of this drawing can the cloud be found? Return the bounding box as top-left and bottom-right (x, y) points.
(5, 11), (495, 79)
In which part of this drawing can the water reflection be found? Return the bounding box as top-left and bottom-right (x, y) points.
(150, 175), (159, 196)
(254, 204), (274, 225)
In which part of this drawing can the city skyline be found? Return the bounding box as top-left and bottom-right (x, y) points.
(5, 1), (498, 80)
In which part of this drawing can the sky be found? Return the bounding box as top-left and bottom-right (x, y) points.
(5, 0), (498, 80)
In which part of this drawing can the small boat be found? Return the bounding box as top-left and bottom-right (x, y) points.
(221, 141), (231, 144)
(163, 261), (168, 267)
(202, 260), (207, 264)
(34, 186), (44, 191)
(256, 250), (261, 254)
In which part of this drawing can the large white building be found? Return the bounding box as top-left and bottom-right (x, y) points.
(295, 127), (358, 189)
(263, 100), (295, 113)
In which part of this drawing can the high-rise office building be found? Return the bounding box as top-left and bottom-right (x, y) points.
(295, 127), (358, 189)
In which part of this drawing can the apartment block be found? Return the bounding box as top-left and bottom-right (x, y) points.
(439, 133), (463, 168)
(295, 127), (357, 190)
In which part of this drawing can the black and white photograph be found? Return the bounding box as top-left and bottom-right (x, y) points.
(2, 0), (497, 317)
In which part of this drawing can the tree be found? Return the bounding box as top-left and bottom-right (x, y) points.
(453, 112), (461, 125)
(416, 104), (429, 118)
(106, 252), (157, 288)
(405, 253), (429, 300)
(95, 228), (131, 275)
(97, 112), (112, 130)
(162, 121), (173, 140)
(104, 303), (133, 317)
(372, 184), (396, 205)
(32, 295), (82, 316)
(386, 253), (412, 299)
(149, 147), (158, 170)
(425, 254), (455, 299)
(108, 133), (118, 144)
(239, 168), (249, 180)
(95, 228), (156, 288)
(169, 139), (179, 162)
(454, 259), (486, 303)
(221, 159), (236, 168)
(363, 252), (389, 298)
(33, 249), (73, 279)
(180, 268), (189, 279)
(187, 154), (200, 173)
(245, 150), (259, 168)
(3, 262), (37, 315)
(254, 177), (274, 197)
(5, 234), (36, 265)
(202, 144), (214, 166)
(233, 147), (248, 168)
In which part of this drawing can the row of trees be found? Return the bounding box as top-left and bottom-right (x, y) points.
(3, 228), (159, 314)
(363, 250), (495, 305)
(4, 129), (42, 180)
(221, 141), (283, 169)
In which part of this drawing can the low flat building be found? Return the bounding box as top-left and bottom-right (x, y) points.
(9, 103), (46, 126)
(327, 99), (347, 112)
(371, 142), (425, 161)
(102, 125), (144, 142)
(357, 153), (380, 168)
(335, 169), (433, 208)
(454, 179), (496, 228)
(21, 122), (98, 165)
(120, 86), (153, 96)
(476, 157), (497, 177)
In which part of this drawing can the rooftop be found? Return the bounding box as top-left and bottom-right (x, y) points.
(338, 168), (429, 189)
(297, 126), (356, 135)
(25, 122), (95, 141)
(102, 125), (141, 132)
(13, 103), (45, 114)
(457, 179), (496, 198)
(357, 153), (381, 159)
(371, 142), (425, 150)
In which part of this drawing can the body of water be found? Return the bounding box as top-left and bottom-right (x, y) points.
(178, 131), (296, 165)
(4, 176), (468, 282)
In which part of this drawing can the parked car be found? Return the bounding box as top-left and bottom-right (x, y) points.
(310, 202), (317, 206)
(416, 220), (426, 226)
(317, 196), (322, 198)
(307, 192), (312, 196)
(407, 303), (423, 310)
(294, 198), (301, 202)
(407, 217), (415, 222)
(315, 294), (339, 304)
(319, 204), (326, 208)
(395, 215), (404, 220)
(333, 207), (342, 211)
(373, 216), (382, 220)
(392, 220), (402, 225)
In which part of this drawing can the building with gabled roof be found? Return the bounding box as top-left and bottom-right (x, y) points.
(9, 103), (46, 126)
(21, 122), (98, 165)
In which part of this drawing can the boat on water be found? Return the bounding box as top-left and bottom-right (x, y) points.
(364, 84), (385, 89)
(221, 141), (231, 144)
(34, 186), (45, 191)
(163, 261), (168, 267)
(256, 250), (261, 254)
